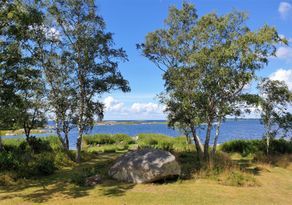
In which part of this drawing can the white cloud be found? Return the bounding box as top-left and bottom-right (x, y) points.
(269, 69), (292, 90)
(276, 46), (292, 60)
(103, 96), (125, 112)
(102, 96), (166, 120)
(279, 2), (292, 19)
(131, 103), (161, 113)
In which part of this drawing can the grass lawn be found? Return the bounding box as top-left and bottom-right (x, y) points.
(0, 152), (291, 205)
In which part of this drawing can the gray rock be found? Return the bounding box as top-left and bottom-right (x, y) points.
(85, 174), (102, 186)
(108, 148), (181, 183)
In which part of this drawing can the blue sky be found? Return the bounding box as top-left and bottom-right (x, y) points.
(95, 0), (292, 120)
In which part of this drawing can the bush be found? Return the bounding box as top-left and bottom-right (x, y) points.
(32, 153), (56, 176)
(137, 133), (173, 151)
(218, 170), (259, 187)
(0, 151), (20, 170)
(112, 134), (135, 144)
(83, 134), (135, 147)
(221, 139), (261, 156)
(221, 139), (292, 156)
(71, 167), (97, 186)
(25, 136), (52, 153)
(0, 137), (59, 178)
(268, 139), (292, 154)
(0, 173), (17, 186)
(83, 134), (115, 145)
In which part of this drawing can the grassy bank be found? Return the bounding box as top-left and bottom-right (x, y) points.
(0, 135), (291, 204)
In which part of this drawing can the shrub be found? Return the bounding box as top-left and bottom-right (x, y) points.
(221, 139), (263, 156)
(33, 153), (56, 176)
(83, 134), (135, 150)
(0, 151), (20, 170)
(25, 136), (52, 153)
(83, 134), (115, 145)
(71, 167), (96, 186)
(268, 139), (292, 154)
(218, 170), (259, 187)
(0, 173), (17, 186)
(221, 139), (292, 156)
(0, 137), (58, 178)
(112, 134), (135, 144)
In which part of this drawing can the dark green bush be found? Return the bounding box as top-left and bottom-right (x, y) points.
(221, 139), (262, 156)
(31, 153), (56, 176)
(0, 137), (58, 178)
(71, 167), (96, 186)
(0, 152), (20, 170)
(25, 136), (52, 153)
(269, 139), (292, 154)
(221, 139), (292, 156)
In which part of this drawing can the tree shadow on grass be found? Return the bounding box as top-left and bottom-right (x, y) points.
(99, 180), (135, 197)
(0, 152), (124, 203)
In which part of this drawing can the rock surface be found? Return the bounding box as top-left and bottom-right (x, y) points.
(108, 148), (181, 183)
(85, 174), (102, 186)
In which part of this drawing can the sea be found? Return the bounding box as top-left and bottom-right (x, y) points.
(3, 119), (268, 149)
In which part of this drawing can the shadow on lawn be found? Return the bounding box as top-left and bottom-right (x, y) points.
(0, 152), (131, 203)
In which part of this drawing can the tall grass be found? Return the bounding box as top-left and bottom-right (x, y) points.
(83, 133), (135, 147)
(137, 133), (193, 152)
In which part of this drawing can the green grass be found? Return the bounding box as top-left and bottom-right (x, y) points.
(1, 136), (292, 204)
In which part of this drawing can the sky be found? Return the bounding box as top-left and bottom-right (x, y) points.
(93, 0), (292, 120)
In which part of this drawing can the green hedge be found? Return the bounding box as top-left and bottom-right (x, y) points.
(221, 139), (292, 156)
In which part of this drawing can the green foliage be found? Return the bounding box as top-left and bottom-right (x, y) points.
(0, 172), (17, 186)
(258, 78), (292, 154)
(113, 133), (135, 144)
(70, 167), (97, 186)
(0, 136), (73, 178)
(25, 136), (52, 154)
(83, 134), (134, 146)
(26, 153), (56, 176)
(137, 134), (193, 152)
(87, 144), (129, 153)
(139, 2), (284, 162)
(221, 139), (292, 156)
(221, 140), (262, 156)
(137, 133), (174, 151)
(219, 170), (259, 187)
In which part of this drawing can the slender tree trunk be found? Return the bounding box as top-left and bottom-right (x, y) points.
(0, 135), (3, 151)
(24, 124), (31, 140)
(212, 118), (222, 156)
(76, 127), (83, 162)
(191, 127), (203, 161)
(265, 118), (272, 156)
(204, 121), (212, 163)
(64, 132), (69, 151)
(56, 118), (66, 149)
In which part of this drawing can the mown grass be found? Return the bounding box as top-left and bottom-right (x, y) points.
(0, 151), (291, 205)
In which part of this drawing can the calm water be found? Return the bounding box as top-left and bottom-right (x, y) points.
(3, 119), (265, 149)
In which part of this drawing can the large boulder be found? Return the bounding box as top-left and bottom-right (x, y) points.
(108, 148), (181, 183)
